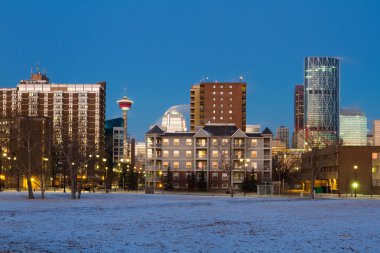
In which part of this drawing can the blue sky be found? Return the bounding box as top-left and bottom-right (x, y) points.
(0, 0), (379, 141)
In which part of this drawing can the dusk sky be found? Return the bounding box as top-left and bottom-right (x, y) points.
(0, 0), (379, 141)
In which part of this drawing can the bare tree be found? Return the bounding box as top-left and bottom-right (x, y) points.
(216, 137), (237, 197)
(11, 116), (52, 199)
(272, 151), (301, 192)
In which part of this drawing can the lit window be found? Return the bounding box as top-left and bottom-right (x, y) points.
(163, 139), (169, 146)
(251, 139), (257, 146)
(173, 139), (179, 146)
(229, 110), (232, 114)
(163, 161), (169, 168)
(222, 173), (228, 180)
(173, 150), (179, 157)
(212, 162), (218, 169)
(229, 91), (232, 95)
(213, 104), (216, 108)
(220, 92), (223, 95)
(229, 98), (232, 101)
(186, 162), (192, 169)
(220, 98), (223, 101)
(212, 151), (218, 158)
(251, 162), (257, 169)
(213, 110), (215, 114)
(220, 117), (223, 120)
(163, 151), (169, 157)
(186, 151), (192, 157)
(251, 151), (257, 158)
(186, 139), (192, 146)
(173, 162), (179, 169)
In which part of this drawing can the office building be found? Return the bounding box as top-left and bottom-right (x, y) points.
(373, 120), (380, 146)
(339, 109), (367, 146)
(161, 108), (187, 132)
(276, 126), (290, 148)
(145, 123), (272, 190)
(304, 57), (339, 146)
(190, 81), (246, 131)
(293, 84), (304, 149)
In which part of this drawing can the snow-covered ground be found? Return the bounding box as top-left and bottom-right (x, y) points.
(0, 192), (380, 253)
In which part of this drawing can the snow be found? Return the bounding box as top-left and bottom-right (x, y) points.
(1, 192), (380, 252)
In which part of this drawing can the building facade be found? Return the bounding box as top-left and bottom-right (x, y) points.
(304, 57), (339, 146)
(339, 109), (367, 146)
(0, 71), (106, 183)
(302, 146), (380, 195)
(161, 109), (187, 132)
(293, 84), (304, 149)
(373, 120), (380, 146)
(276, 126), (290, 148)
(190, 82), (246, 131)
(145, 124), (272, 190)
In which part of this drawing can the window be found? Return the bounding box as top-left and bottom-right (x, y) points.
(173, 151), (179, 157)
(212, 173), (218, 180)
(220, 110), (223, 114)
(213, 97), (216, 101)
(213, 110), (215, 114)
(173, 139), (179, 146)
(251, 139), (257, 146)
(186, 150), (192, 157)
(163, 161), (169, 168)
(222, 173), (228, 180)
(163, 151), (169, 157)
(229, 91), (232, 95)
(220, 97), (223, 101)
(229, 110), (232, 114)
(220, 92), (223, 95)
(220, 117), (223, 120)
(163, 138), (169, 146)
(212, 162), (218, 169)
(229, 85), (232, 88)
(212, 151), (218, 158)
(213, 104), (216, 108)
(186, 162), (192, 169)
(251, 162), (257, 169)
(213, 117), (216, 120)
(186, 139), (192, 146)
(173, 162), (179, 169)
(251, 151), (257, 158)
(174, 173), (179, 180)
(213, 91), (216, 95)
(229, 98), (232, 101)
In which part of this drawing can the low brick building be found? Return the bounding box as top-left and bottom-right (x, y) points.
(302, 146), (380, 195)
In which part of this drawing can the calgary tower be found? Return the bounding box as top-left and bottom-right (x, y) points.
(117, 96), (133, 161)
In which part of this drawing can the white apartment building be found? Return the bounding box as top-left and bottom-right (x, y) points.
(145, 124), (273, 190)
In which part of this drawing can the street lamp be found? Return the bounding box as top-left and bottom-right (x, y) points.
(353, 165), (358, 198)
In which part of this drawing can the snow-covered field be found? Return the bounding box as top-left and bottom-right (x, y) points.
(0, 192), (380, 253)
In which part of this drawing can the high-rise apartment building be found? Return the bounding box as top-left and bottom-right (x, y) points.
(292, 84), (304, 149)
(0, 71), (106, 156)
(339, 109), (367, 146)
(276, 126), (290, 148)
(190, 82), (246, 131)
(373, 120), (380, 146)
(161, 108), (187, 132)
(304, 57), (339, 146)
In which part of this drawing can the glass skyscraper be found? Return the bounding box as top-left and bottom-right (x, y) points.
(340, 109), (367, 146)
(304, 57), (339, 146)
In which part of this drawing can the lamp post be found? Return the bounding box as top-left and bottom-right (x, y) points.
(353, 165), (358, 198)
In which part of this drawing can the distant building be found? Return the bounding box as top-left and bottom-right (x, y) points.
(246, 125), (261, 133)
(293, 84), (304, 149)
(145, 124), (273, 190)
(276, 126), (290, 148)
(161, 109), (187, 132)
(339, 109), (367, 146)
(373, 120), (380, 146)
(367, 134), (373, 146)
(304, 57), (340, 146)
(105, 117), (135, 166)
(271, 139), (287, 155)
(190, 81), (246, 131)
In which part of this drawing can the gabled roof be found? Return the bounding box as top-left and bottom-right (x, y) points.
(193, 128), (210, 138)
(203, 125), (239, 136)
(146, 125), (165, 135)
(163, 132), (195, 137)
(262, 127), (273, 135)
(231, 128), (248, 138)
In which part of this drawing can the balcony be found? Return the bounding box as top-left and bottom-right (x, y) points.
(196, 154), (207, 159)
(233, 143), (245, 148)
(264, 155), (271, 160)
(196, 143), (207, 148)
(264, 166), (270, 171)
(264, 143), (271, 148)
